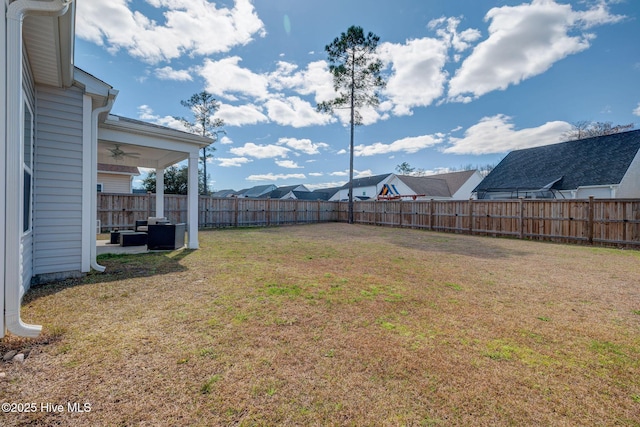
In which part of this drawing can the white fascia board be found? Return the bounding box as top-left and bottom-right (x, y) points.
(73, 67), (113, 100)
(101, 116), (212, 149)
(58, 1), (75, 87)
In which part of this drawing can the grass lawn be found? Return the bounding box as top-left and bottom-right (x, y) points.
(2, 223), (640, 426)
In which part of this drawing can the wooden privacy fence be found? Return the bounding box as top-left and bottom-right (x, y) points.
(98, 194), (640, 248)
(97, 194), (339, 230)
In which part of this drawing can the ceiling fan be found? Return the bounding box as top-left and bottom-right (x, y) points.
(107, 144), (140, 161)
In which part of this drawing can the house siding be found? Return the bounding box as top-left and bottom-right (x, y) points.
(97, 173), (132, 193)
(617, 150), (640, 198)
(32, 85), (84, 277)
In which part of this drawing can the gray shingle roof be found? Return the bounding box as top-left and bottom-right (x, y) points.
(312, 187), (340, 199)
(397, 171), (477, 197)
(338, 173), (392, 189)
(475, 129), (640, 194)
(293, 191), (329, 201)
(396, 175), (451, 197)
(241, 184), (277, 198)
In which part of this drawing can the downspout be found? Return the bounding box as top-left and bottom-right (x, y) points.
(90, 93), (117, 273)
(5, 0), (73, 337)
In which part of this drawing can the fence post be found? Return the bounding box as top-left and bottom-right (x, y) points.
(266, 198), (271, 226)
(468, 198), (474, 235)
(588, 196), (594, 245)
(317, 200), (321, 223)
(374, 202), (378, 226)
(429, 199), (435, 231)
(399, 201), (403, 228)
(519, 197), (524, 239)
(234, 197), (239, 228)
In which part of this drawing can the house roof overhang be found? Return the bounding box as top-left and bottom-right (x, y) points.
(98, 115), (212, 170)
(22, 0), (75, 88)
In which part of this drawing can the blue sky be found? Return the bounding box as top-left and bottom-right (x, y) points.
(75, 0), (640, 191)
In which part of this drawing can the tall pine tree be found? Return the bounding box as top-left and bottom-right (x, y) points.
(174, 91), (225, 195)
(318, 26), (386, 223)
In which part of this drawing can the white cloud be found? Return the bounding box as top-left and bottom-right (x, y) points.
(275, 160), (303, 169)
(355, 169), (374, 178)
(216, 157), (252, 167)
(329, 169), (373, 179)
(265, 96), (335, 127)
(76, 0), (266, 64)
(448, 0), (624, 100)
(154, 66), (192, 81)
(378, 37), (449, 116)
(633, 103), (640, 116)
(444, 114), (572, 154)
(269, 60), (335, 103)
(308, 172), (324, 177)
(217, 103), (268, 126)
(429, 16), (482, 55)
(219, 136), (233, 145)
(136, 105), (187, 130)
(306, 181), (345, 190)
(277, 137), (329, 155)
(230, 142), (290, 159)
(354, 134), (444, 157)
(199, 56), (269, 100)
(246, 173), (306, 181)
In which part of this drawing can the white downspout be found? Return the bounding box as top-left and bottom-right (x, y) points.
(90, 93), (117, 273)
(5, 0), (73, 337)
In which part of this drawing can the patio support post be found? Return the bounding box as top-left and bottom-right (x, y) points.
(155, 167), (164, 218)
(187, 152), (199, 249)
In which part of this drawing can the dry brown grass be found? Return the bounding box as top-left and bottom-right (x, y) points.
(2, 223), (640, 426)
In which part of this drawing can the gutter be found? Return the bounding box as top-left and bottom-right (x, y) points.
(5, 0), (73, 337)
(90, 92), (118, 273)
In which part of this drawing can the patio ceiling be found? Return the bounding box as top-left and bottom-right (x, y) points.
(98, 115), (211, 170)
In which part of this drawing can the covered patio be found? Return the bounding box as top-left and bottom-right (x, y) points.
(96, 114), (211, 253)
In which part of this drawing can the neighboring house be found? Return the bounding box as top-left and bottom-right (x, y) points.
(269, 185), (310, 199)
(2, 1), (211, 338)
(312, 187), (340, 201)
(237, 184), (278, 198)
(386, 170), (483, 200)
(474, 130), (640, 199)
(329, 174), (394, 201)
(292, 191), (330, 201)
(210, 189), (237, 198)
(97, 163), (140, 194)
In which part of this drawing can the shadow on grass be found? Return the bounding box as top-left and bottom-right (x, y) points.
(23, 249), (194, 304)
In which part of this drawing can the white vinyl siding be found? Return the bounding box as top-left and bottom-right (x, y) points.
(33, 85), (84, 276)
(97, 172), (132, 193)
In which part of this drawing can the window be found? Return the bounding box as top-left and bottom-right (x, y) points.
(97, 183), (104, 193)
(23, 101), (34, 233)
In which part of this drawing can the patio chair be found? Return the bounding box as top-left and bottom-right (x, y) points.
(135, 216), (167, 232)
